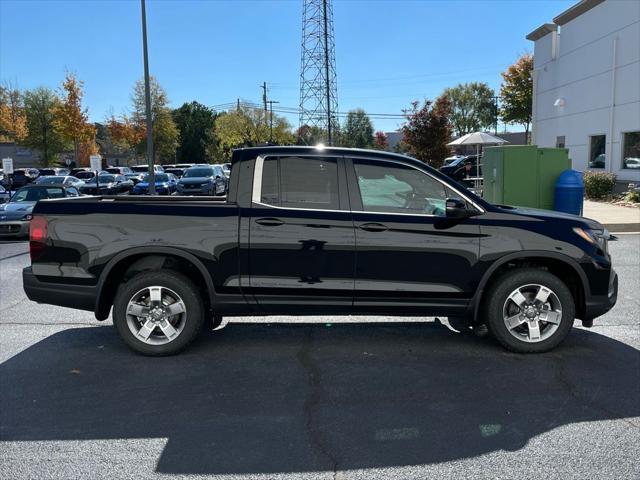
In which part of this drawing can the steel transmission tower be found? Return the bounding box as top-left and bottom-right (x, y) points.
(299, 0), (338, 145)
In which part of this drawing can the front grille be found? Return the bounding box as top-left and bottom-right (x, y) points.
(0, 224), (20, 233)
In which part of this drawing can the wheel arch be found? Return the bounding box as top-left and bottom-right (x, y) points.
(470, 251), (589, 324)
(95, 247), (215, 321)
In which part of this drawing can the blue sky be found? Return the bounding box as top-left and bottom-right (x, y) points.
(0, 0), (574, 132)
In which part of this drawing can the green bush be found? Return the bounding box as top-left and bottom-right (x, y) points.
(625, 189), (640, 203)
(583, 171), (616, 199)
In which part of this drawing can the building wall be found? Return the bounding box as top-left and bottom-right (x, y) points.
(0, 143), (42, 168)
(531, 0), (640, 182)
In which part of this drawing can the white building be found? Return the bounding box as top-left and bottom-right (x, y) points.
(527, 0), (640, 183)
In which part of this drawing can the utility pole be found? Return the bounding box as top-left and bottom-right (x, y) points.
(140, 0), (155, 194)
(493, 95), (500, 136)
(261, 82), (268, 118)
(267, 100), (280, 143)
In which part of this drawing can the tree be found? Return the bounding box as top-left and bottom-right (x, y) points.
(172, 101), (217, 163)
(500, 53), (534, 143)
(53, 72), (96, 163)
(106, 114), (145, 160)
(0, 83), (27, 143)
(296, 124), (327, 146)
(373, 131), (388, 150)
(401, 96), (452, 168)
(214, 105), (294, 160)
(77, 138), (100, 167)
(340, 109), (374, 148)
(131, 77), (179, 162)
(23, 87), (67, 166)
(443, 82), (495, 136)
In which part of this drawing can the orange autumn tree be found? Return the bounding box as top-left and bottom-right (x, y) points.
(77, 138), (100, 167)
(0, 83), (28, 143)
(54, 72), (96, 163)
(107, 114), (145, 161)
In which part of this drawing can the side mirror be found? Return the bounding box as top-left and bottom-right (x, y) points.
(445, 197), (472, 219)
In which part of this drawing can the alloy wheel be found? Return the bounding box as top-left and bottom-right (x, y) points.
(502, 284), (562, 343)
(125, 286), (187, 345)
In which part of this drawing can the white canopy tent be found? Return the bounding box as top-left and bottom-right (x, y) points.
(447, 132), (508, 192)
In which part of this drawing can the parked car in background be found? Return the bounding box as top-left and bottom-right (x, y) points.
(71, 167), (91, 177)
(0, 184), (80, 237)
(589, 154), (606, 169)
(163, 167), (185, 178)
(439, 155), (481, 185)
(105, 166), (134, 176)
(35, 175), (86, 189)
(24, 168), (42, 179)
(175, 163), (195, 169)
(177, 165), (226, 196)
(0, 185), (10, 204)
(38, 167), (70, 176)
(74, 170), (98, 182)
(131, 173), (178, 195)
(131, 164), (164, 174)
(623, 157), (640, 169)
(222, 162), (231, 177)
(443, 155), (466, 166)
(79, 174), (133, 195)
(7, 170), (33, 189)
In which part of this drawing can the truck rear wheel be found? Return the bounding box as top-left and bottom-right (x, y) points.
(482, 269), (575, 353)
(112, 270), (204, 356)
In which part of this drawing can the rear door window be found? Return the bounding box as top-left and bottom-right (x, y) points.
(259, 156), (340, 210)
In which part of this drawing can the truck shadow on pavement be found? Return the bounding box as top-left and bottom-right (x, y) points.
(1, 322), (639, 475)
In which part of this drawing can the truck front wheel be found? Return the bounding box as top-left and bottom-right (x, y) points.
(483, 269), (575, 353)
(112, 270), (204, 355)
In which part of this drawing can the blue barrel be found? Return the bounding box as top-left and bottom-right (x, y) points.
(554, 169), (584, 215)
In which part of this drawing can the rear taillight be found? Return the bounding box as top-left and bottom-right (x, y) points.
(29, 215), (48, 262)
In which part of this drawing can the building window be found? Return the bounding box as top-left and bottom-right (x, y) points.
(589, 135), (606, 169)
(556, 136), (565, 148)
(622, 132), (640, 170)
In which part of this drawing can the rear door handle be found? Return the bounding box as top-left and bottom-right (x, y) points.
(358, 222), (388, 232)
(255, 217), (284, 226)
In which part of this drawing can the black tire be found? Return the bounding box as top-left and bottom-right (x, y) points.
(482, 268), (575, 353)
(112, 270), (205, 356)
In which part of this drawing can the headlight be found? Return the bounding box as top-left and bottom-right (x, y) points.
(22, 214), (33, 221)
(573, 227), (610, 252)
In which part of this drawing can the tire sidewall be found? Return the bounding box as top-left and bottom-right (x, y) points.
(484, 269), (575, 353)
(112, 270), (204, 356)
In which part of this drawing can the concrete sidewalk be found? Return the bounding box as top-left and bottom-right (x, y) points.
(583, 200), (640, 232)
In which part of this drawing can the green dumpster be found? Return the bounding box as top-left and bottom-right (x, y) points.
(483, 145), (571, 210)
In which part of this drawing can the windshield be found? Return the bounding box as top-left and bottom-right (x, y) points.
(97, 174), (116, 183)
(142, 173), (169, 182)
(75, 171), (95, 180)
(11, 187), (65, 202)
(131, 166), (150, 173)
(105, 168), (123, 174)
(36, 176), (65, 184)
(183, 167), (213, 178)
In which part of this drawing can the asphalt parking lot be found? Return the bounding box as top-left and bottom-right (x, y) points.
(0, 236), (639, 480)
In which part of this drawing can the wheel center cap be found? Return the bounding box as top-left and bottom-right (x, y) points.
(150, 307), (164, 321)
(524, 306), (537, 318)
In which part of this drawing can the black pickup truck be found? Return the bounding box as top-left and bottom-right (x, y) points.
(23, 146), (617, 355)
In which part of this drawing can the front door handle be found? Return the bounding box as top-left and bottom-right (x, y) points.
(358, 222), (388, 232)
(255, 217), (284, 227)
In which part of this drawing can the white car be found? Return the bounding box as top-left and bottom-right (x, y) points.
(623, 157), (640, 169)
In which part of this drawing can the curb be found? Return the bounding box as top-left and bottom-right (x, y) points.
(602, 223), (640, 233)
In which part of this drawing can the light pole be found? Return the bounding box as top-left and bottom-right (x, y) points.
(141, 0), (155, 194)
